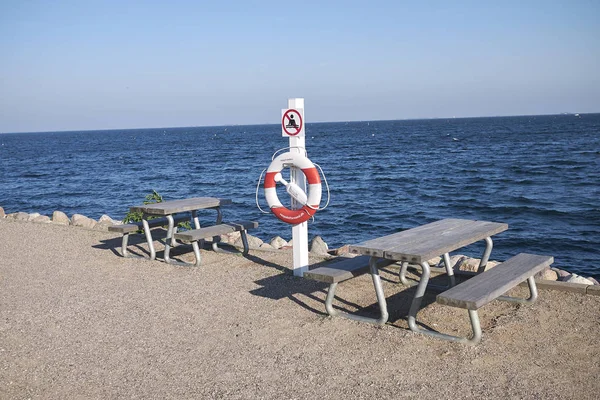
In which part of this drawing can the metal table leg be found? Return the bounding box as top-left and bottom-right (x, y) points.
(498, 276), (538, 304)
(442, 253), (456, 287)
(324, 256), (389, 325)
(164, 214), (200, 267)
(398, 261), (412, 285)
(142, 217), (156, 261)
(192, 210), (201, 229)
(400, 254), (455, 290)
(212, 207), (225, 252)
(407, 261), (483, 345)
(477, 237), (493, 272)
(163, 215), (176, 264)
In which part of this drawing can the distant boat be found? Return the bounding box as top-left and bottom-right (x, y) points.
(453, 137), (459, 141)
(575, 113), (580, 117)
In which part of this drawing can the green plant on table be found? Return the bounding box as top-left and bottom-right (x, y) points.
(123, 190), (192, 230)
(123, 190), (164, 223)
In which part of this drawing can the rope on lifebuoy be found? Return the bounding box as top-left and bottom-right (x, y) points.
(264, 151), (322, 224)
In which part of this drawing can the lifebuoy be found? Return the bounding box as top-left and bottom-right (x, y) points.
(264, 152), (322, 224)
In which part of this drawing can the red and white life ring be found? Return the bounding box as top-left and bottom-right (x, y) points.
(264, 151), (322, 224)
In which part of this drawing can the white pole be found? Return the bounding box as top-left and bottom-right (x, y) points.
(287, 98), (308, 277)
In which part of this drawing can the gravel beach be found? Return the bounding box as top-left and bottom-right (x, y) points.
(1, 219), (599, 399)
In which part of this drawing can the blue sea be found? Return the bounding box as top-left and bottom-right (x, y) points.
(1, 114), (599, 279)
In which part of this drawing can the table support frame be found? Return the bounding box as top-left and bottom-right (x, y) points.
(324, 257), (390, 325)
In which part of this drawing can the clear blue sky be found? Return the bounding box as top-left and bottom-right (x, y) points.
(1, 0), (599, 133)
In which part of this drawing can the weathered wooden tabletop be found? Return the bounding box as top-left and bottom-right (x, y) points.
(348, 218), (508, 264)
(129, 197), (233, 216)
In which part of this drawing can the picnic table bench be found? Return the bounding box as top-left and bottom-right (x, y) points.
(173, 220), (259, 266)
(304, 218), (553, 344)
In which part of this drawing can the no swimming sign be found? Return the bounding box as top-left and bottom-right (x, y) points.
(281, 108), (305, 137)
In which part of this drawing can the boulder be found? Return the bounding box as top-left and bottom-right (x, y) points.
(329, 244), (350, 256)
(221, 231), (242, 244)
(440, 255), (498, 273)
(260, 243), (276, 250)
(98, 214), (118, 226)
(566, 274), (595, 285)
(52, 211), (70, 225)
(0, 206), (5, 218)
(27, 212), (41, 221)
(269, 236), (288, 249)
(309, 236), (329, 255)
(535, 267), (558, 281)
(427, 256), (442, 267)
(95, 214), (118, 231)
(588, 277), (599, 286)
(553, 268), (572, 281)
(7, 212), (29, 221)
(438, 255), (466, 270)
(33, 215), (51, 224)
(234, 233), (263, 249)
(71, 214), (97, 229)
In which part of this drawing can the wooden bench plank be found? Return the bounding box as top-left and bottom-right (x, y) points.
(351, 219), (469, 257)
(304, 256), (396, 284)
(108, 215), (189, 233)
(173, 220), (258, 242)
(129, 197), (232, 215)
(437, 253), (554, 310)
(304, 256), (371, 284)
(349, 219), (508, 263)
(387, 220), (508, 263)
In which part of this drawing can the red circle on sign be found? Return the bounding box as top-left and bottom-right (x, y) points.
(282, 109), (303, 136)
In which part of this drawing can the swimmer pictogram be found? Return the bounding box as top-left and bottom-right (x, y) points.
(281, 109), (304, 137)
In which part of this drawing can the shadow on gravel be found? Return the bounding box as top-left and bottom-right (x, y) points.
(248, 258), (446, 330)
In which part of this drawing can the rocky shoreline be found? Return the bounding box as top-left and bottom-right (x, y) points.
(1, 205), (598, 286)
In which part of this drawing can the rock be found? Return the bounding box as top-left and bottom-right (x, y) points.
(552, 268), (571, 281)
(32, 215), (51, 223)
(438, 255), (465, 270)
(309, 236), (329, 255)
(534, 267), (556, 281)
(27, 212), (41, 221)
(462, 258), (498, 272)
(566, 274), (595, 285)
(95, 215), (118, 231)
(7, 212), (30, 221)
(98, 214), (117, 226)
(0, 206), (5, 218)
(71, 214), (97, 229)
(330, 244), (350, 256)
(427, 256), (442, 267)
(52, 211), (70, 225)
(588, 277), (599, 286)
(260, 243), (276, 250)
(440, 255), (498, 273)
(535, 267), (558, 281)
(221, 231), (241, 244)
(269, 236), (288, 249)
(234, 233), (263, 249)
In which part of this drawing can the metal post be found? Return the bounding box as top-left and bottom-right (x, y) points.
(288, 98), (309, 277)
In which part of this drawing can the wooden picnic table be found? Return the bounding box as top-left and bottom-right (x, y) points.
(129, 197), (232, 216)
(130, 197), (232, 263)
(306, 218), (553, 344)
(345, 218), (508, 325)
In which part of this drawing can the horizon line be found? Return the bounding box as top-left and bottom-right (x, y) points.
(1, 111), (597, 135)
